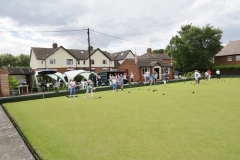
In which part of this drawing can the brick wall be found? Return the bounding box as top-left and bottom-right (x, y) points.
(215, 55), (240, 65)
(0, 73), (10, 97)
(118, 59), (140, 81)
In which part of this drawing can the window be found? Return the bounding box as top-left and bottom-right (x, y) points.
(91, 59), (94, 65)
(41, 60), (44, 64)
(164, 67), (170, 74)
(236, 55), (240, 61)
(102, 68), (108, 71)
(66, 59), (73, 65)
(103, 60), (107, 64)
(50, 59), (56, 64)
(227, 56), (232, 61)
(78, 60), (80, 65)
(142, 68), (150, 73)
(83, 61), (85, 65)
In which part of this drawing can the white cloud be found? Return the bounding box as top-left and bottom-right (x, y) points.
(0, 0), (240, 56)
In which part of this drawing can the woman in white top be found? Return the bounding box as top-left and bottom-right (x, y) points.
(69, 79), (76, 95)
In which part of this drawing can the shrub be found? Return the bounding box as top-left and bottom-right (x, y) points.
(9, 76), (19, 90)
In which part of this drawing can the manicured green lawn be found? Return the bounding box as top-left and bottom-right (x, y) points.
(4, 78), (240, 160)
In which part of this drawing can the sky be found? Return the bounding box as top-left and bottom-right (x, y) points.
(0, 0), (240, 56)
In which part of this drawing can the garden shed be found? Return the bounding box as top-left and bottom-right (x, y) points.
(0, 66), (35, 97)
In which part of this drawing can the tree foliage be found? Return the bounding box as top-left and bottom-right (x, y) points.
(16, 54), (30, 67)
(0, 53), (30, 67)
(166, 24), (223, 72)
(152, 49), (164, 53)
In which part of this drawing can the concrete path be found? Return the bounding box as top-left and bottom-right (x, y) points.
(0, 106), (34, 160)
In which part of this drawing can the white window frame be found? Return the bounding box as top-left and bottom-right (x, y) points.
(66, 59), (73, 65)
(50, 59), (56, 64)
(164, 67), (170, 74)
(142, 68), (150, 73)
(236, 55), (240, 61)
(103, 60), (107, 64)
(91, 59), (94, 65)
(227, 56), (232, 61)
(102, 68), (108, 71)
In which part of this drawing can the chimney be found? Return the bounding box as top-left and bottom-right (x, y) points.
(163, 50), (167, 54)
(147, 48), (152, 54)
(52, 43), (58, 49)
(88, 46), (93, 51)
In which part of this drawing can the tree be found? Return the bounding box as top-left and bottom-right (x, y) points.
(166, 24), (223, 72)
(0, 53), (30, 67)
(16, 54), (30, 67)
(152, 49), (164, 53)
(0, 53), (17, 67)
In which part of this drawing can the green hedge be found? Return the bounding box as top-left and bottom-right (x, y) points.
(212, 64), (240, 70)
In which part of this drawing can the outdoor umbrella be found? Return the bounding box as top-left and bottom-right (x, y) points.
(37, 70), (57, 98)
(38, 70), (57, 75)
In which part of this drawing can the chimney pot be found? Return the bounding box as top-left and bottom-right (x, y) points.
(147, 48), (152, 54)
(52, 43), (58, 49)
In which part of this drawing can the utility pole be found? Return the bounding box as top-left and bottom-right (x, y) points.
(87, 28), (91, 71)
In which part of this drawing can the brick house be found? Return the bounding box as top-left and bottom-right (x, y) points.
(214, 40), (240, 65)
(0, 66), (35, 97)
(118, 48), (173, 82)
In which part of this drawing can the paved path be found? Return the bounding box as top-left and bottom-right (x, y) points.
(0, 106), (34, 160)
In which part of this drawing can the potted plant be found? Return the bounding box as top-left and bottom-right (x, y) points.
(8, 76), (19, 96)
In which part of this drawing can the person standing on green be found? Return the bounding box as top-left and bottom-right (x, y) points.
(216, 69), (220, 79)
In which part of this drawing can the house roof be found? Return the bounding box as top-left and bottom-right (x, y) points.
(1, 66), (35, 75)
(215, 40), (240, 57)
(112, 50), (133, 60)
(31, 47), (55, 60)
(31, 46), (114, 61)
(128, 58), (171, 67)
(139, 52), (171, 60)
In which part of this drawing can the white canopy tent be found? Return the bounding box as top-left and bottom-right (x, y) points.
(64, 70), (97, 82)
(34, 71), (67, 86)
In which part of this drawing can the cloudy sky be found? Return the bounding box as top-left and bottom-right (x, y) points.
(0, 0), (239, 56)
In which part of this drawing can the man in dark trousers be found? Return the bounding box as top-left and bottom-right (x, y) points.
(92, 74), (97, 87)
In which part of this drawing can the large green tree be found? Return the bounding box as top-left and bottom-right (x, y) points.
(0, 53), (30, 67)
(0, 53), (17, 67)
(16, 54), (30, 67)
(166, 24), (223, 72)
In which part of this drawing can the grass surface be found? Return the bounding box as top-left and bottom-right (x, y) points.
(4, 78), (240, 160)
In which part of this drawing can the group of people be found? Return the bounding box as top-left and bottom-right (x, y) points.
(67, 69), (221, 97)
(108, 73), (125, 91)
(195, 69), (220, 85)
(143, 71), (158, 85)
(143, 71), (168, 87)
(68, 78), (96, 98)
